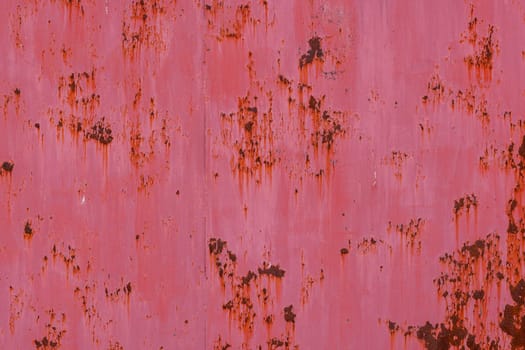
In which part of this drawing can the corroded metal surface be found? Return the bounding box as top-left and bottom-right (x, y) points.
(1, 0), (525, 349)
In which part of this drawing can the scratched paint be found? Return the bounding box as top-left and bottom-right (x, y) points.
(1, 0), (525, 349)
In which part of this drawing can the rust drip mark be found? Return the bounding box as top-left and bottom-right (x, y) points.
(299, 37), (324, 68)
(422, 73), (447, 105)
(2, 87), (22, 117)
(138, 174), (155, 193)
(84, 118), (113, 145)
(104, 282), (132, 302)
(208, 238), (297, 347)
(220, 91), (278, 181)
(303, 94), (347, 177)
(213, 336), (232, 350)
(422, 72), (490, 124)
(356, 237), (392, 255)
(219, 4), (251, 40)
(478, 144), (499, 173)
(389, 218), (424, 251)
(309, 103), (344, 151)
(55, 0), (85, 15)
(386, 151), (409, 180)
(8, 287), (23, 334)
(50, 244), (80, 275)
(205, 1), (270, 42)
(453, 193), (478, 216)
(57, 70), (98, 110)
(208, 237), (257, 337)
(122, 0), (168, 58)
(33, 320), (66, 349)
(399, 234), (504, 349)
(464, 25), (497, 82)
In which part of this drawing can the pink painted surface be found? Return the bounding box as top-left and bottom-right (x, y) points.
(1, 0), (525, 349)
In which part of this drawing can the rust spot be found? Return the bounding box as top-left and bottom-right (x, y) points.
(472, 290), (484, 300)
(283, 305), (296, 323)
(388, 321), (399, 333)
(24, 221), (33, 237)
(1, 161), (14, 173)
(222, 300), (234, 310)
(299, 36), (324, 67)
(278, 74), (291, 85)
(14, 88), (20, 96)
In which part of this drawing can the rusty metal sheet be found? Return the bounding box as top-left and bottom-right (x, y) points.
(1, 0), (525, 349)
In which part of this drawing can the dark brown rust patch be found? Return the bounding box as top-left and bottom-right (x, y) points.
(453, 194), (478, 215)
(283, 305), (296, 323)
(460, 239), (485, 258)
(500, 280), (525, 349)
(125, 282), (132, 295)
(278, 74), (291, 85)
(241, 271), (257, 285)
(394, 233), (503, 349)
(472, 290), (485, 300)
(222, 300), (234, 310)
(518, 136), (525, 158)
(84, 118), (113, 145)
(388, 320), (399, 333)
(209, 238), (227, 255)
(1, 161), (14, 173)
(33, 320), (66, 349)
(24, 221), (33, 237)
(416, 321), (468, 350)
(340, 247), (349, 255)
(299, 37), (324, 67)
(510, 280), (525, 305)
(258, 263), (285, 278)
(227, 250), (237, 262)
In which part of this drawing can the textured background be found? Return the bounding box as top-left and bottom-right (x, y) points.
(1, 0), (525, 349)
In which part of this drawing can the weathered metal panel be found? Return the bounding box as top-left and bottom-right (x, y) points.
(1, 0), (525, 349)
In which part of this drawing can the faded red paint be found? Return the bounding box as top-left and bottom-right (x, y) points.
(2, 0), (525, 349)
